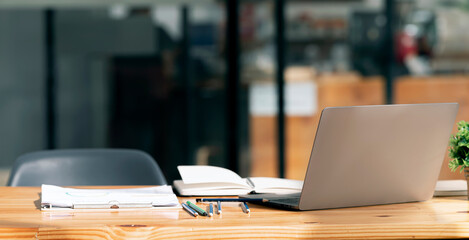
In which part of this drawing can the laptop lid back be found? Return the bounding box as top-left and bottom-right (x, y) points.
(299, 103), (458, 210)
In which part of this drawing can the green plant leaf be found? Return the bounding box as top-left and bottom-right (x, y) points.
(448, 120), (469, 172)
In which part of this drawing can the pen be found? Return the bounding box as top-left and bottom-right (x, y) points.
(196, 198), (268, 203)
(186, 201), (208, 216)
(208, 203), (213, 217)
(217, 201), (222, 215)
(240, 202), (250, 214)
(182, 203), (198, 217)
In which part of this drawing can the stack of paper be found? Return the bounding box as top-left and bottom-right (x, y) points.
(41, 184), (180, 210)
(433, 180), (467, 197)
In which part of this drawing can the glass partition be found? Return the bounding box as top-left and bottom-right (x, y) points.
(0, 0), (468, 185)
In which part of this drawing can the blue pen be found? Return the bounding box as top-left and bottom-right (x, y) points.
(196, 198), (268, 203)
(208, 203), (213, 217)
(182, 203), (198, 217)
(217, 201), (222, 215)
(240, 202), (250, 214)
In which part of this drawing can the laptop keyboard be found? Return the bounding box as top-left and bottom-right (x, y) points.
(269, 197), (300, 205)
(239, 193), (301, 209)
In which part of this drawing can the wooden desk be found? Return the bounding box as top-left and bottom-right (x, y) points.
(1, 187), (469, 239)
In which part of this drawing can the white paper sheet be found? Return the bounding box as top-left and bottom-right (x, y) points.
(41, 184), (180, 210)
(177, 165), (248, 186)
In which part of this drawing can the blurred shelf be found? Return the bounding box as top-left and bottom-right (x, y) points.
(287, 0), (362, 2)
(0, 0), (214, 9)
(288, 36), (346, 44)
(287, 33), (346, 44)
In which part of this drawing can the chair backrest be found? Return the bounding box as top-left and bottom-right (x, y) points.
(7, 149), (167, 186)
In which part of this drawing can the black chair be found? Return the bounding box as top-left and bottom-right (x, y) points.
(7, 149), (167, 186)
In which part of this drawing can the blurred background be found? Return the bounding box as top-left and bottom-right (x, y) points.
(0, 0), (468, 185)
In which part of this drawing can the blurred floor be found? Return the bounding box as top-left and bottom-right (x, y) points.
(0, 168), (9, 186)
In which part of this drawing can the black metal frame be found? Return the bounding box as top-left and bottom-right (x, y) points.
(224, 0), (287, 177)
(225, 0), (241, 173)
(275, 0), (286, 178)
(384, 0), (395, 104)
(45, 9), (56, 149)
(181, 6), (196, 164)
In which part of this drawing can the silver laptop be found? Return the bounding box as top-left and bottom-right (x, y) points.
(241, 103), (459, 210)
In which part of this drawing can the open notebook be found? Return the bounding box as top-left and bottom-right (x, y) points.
(173, 165), (303, 196)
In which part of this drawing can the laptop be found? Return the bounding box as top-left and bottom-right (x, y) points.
(241, 103), (459, 210)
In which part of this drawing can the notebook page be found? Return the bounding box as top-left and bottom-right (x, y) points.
(177, 165), (249, 187)
(249, 177), (303, 193)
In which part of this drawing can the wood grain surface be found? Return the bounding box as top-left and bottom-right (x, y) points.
(0, 186), (469, 239)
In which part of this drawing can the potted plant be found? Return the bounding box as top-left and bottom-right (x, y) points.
(448, 120), (469, 198)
